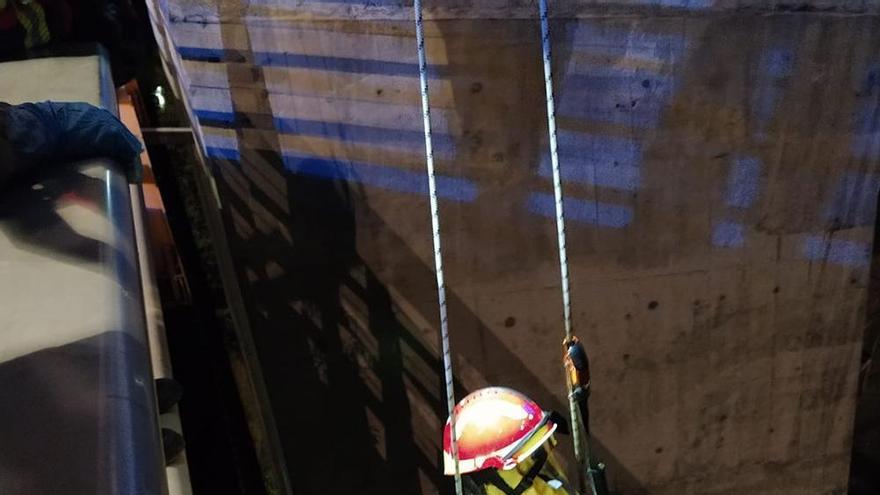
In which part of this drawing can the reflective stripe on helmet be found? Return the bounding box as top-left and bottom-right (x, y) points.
(14, 0), (50, 49)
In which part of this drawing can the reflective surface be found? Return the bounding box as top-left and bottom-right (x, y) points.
(0, 53), (164, 495)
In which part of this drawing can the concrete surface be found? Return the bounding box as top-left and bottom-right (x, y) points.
(148, 2), (880, 493)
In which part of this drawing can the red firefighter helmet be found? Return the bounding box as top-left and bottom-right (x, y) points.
(442, 387), (558, 475)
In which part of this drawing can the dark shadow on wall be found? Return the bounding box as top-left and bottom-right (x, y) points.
(207, 6), (452, 491)
(207, 147), (643, 494)
(145, 139), (272, 495)
(850, 191), (880, 495)
(213, 152), (431, 494)
(849, 23), (880, 495)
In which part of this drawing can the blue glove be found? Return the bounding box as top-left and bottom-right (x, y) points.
(5, 101), (143, 181)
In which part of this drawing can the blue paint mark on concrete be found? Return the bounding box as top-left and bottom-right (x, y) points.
(178, 46), (226, 62)
(538, 132), (642, 191)
(303, 0), (403, 5)
(763, 48), (795, 79)
(539, 159), (641, 191)
(568, 23), (686, 60)
(559, 73), (673, 128)
(852, 104), (880, 160)
(751, 48), (794, 138)
(282, 153), (478, 202)
(191, 109), (456, 158)
(712, 221), (745, 248)
(204, 132), (239, 150)
(254, 52), (444, 78)
(194, 109), (236, 124)
(565, 73), (671, 93)
(540, 27), (688, 227)
(725, 156), (762, 208)
(527, 193), (633, 228)
(566, 65), (663, 80)
(851, 64), (880, 159)
(206, 147), (241, 161)
(802, 236), (870, 267)
(858, 65), (880, 96)
(560, 27), (683, 127)
(823, 172), (880, 227)
(204, 131), (240, 161)
(630, 0), (713, 8)
(189, 86), (233, 115)
(178, 46), (444, 78)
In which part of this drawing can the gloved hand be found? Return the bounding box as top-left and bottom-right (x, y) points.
(1, 101), (143, 183)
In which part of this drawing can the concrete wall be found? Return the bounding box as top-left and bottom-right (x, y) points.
(149, 1), (880, 493)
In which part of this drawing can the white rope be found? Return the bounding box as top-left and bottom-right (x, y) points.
(412, 2), (463, 494)
(537, 1), (595, 493)
(538, 0), (572, 343)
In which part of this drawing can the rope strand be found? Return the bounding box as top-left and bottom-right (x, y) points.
(537, 1), (596, 493)
(412, 2), (463, 494)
